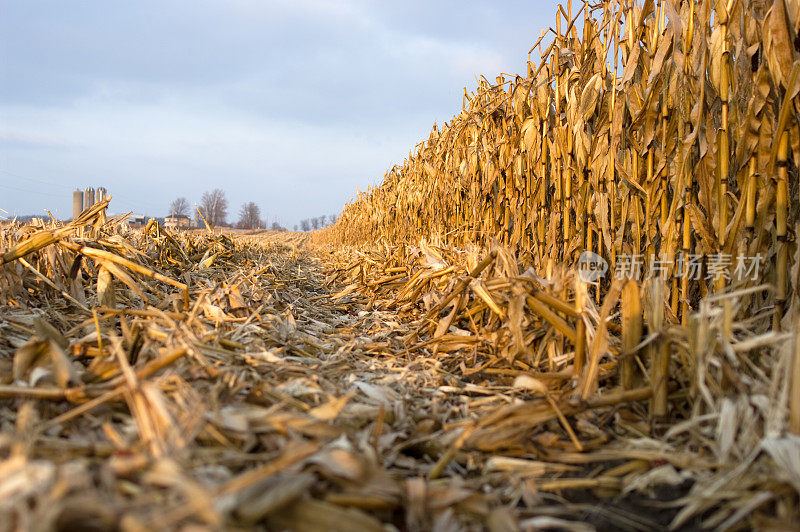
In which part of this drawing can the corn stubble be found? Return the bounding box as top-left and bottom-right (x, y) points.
(2, 0), (800, 530)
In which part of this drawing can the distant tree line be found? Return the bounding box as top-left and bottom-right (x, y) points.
(237, 201), (263, 229)
(168, 190), (337, 232)
(298, 214), (337, 232)
(167, 189), (285, 231)
(197, 189), (228, 228)
(169, 197), (190, 217)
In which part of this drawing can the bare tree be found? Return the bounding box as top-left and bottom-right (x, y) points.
(169, 197), (189, 217)
(197, 189), (228, 228)
(237, 202), (261, 229)
(293, 224), (298, 231)
(300, 219), (310, 232)
(328, 214), (338, 225)
(311, 217), (321, 230)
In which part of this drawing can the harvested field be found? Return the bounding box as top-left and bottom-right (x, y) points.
(1, 199), (798, 531)
(3, 0), (800, 530)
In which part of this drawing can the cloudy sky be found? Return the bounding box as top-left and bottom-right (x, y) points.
(1, 0), (560, 227)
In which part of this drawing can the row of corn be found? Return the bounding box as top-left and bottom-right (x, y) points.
(333, 0), (800, 330)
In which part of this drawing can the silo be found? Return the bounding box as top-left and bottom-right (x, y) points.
(84, 187), (95, 208)
(72, 190), (84, 220)
(97, 187), (108, 202)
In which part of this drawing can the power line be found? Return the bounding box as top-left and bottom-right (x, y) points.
(0, 170), (174, 216)
(111, 196), (165, 215)
(0, 169), (74, 191)
(0, 177), (162, 215)
(0, 181), (66, 199)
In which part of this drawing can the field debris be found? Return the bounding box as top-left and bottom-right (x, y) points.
(0, 202), (797, 531)
(4, 0), (800, 529)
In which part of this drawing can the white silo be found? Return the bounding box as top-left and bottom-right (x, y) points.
(72, 190), (84, 219)
(84, 187), (96, 207)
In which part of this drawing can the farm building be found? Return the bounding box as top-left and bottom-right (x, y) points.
(165, 214), (191, 230)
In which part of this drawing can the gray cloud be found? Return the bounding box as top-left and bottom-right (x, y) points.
(0, 0), (560, 226)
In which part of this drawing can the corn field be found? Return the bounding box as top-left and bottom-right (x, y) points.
(4, 0), (800, 529)
(335, 0), (800, 329)
(325, 1), (800, 525)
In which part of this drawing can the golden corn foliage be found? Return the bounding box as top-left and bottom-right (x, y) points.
(334, 0), (800, 325)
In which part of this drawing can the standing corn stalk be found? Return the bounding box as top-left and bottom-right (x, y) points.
(621, 280), (642, 390)
(334, 0), (796, 337)
(775, 129), (789, 330)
